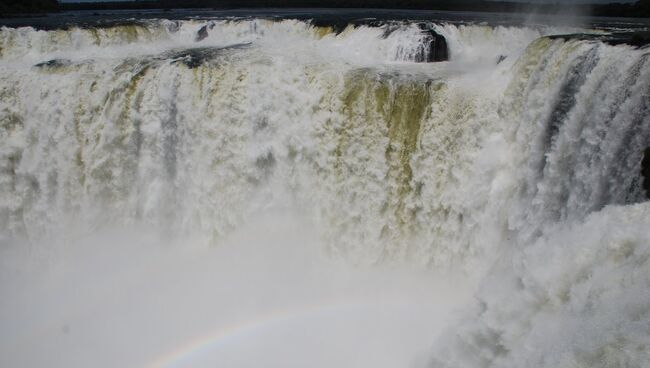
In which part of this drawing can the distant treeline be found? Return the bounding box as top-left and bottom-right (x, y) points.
(2, 0), (650, 18)
(594, 0), (650, 16)
(62, 0), (579, 12)
(1, 0), (59, 15)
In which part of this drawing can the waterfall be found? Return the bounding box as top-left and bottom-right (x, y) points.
(1, 16), (649, 368)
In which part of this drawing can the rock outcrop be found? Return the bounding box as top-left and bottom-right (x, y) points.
(415, 25), (448, 62)
(642, 147), (650, 199)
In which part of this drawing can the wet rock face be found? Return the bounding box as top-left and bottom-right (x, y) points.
(549, 31), (650, 48)
(307, 18), (449, 63)
(166, 44), (251, 68)
(34, 59), (72, 68)
(427, 31), (449, 62)
(413, 31), (448, 62)
(195, 25), (209, 42)
(311, 18), (351, 34)
(628, 32), (650, 47)
(642, 147), (650, 199)
(415, 25), (448, 62)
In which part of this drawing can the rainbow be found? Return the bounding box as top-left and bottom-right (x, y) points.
(146, 299), (372, 368)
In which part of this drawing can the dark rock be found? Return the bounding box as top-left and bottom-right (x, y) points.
(311, 18), (351, 34)
(642, 147), (650, 199)
(497, 55), (507, 64)
(414, 27), (448, 63)
(309, 17), (399, 35)
(549, 31), (650, 48)
(629, 32), (650, 47)
(166, 43), (250, 68)
(195, 25), (209, 42)
(169, 48), (213, 68)
(34, 58), (71, 68)
(429, 31), (449, 62)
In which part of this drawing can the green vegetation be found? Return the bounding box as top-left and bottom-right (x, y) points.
(1, 0), (59, 14)
(2, 0), (649, 21)
(57, 0), (650, 18)
(591, 0), (650, 17)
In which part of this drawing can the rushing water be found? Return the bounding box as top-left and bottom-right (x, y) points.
(1, 10), (649, 368)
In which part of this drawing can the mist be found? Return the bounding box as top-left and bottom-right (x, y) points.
(0, 210), (473, 368)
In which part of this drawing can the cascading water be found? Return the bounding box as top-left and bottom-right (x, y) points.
(0, 14), (649, 368)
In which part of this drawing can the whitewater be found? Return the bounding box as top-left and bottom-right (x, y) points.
(1, 11), (649, 368)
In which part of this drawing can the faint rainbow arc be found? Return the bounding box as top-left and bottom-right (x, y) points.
(146, 299), (368, 368)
